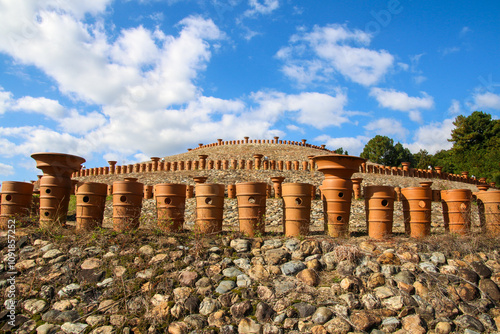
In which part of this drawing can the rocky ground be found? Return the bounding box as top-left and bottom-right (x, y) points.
(2, 144), (499, 333)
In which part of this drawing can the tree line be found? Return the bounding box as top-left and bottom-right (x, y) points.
(355, 111), (500, 184)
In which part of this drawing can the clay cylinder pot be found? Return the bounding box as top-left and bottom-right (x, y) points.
(0, 181), (33, 229)
(313, 155), (365, 238)
(364, 186), (395, 239)
(155, 183), (186, 232)
(282, 183), (312, 237)
(193, 176), (208, 184)
(107, 185), (113, 196)
(419, 181), (433, 188)
(76, 182), (107, 231)
(112, 178), (143, 231)
(236, 182), (267, 237)
(271, 176), (285, 198)
(394, 187), (402, 201)
(352, 178), (363, 199)
(476, 190), (500, 236)
(401, 187), (432, 238)
(432, 190), (441, 202)
(195, 184), (224, 234)
(227, 185), (236, 199)
(144, 185), (153, 199)
(441, 189), (472, 235)
(39, 175), (73, 228)
(186, 185), (194, 199)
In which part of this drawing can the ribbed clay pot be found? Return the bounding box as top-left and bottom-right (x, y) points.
(144, 185), (153, 199)
(313, 155), (366, 237)
(31, 152), (85, 228)
(155, 183), (186, 232)
(441, 189), (472, 235)
(195, 184), (225, 234)
(352, 178), (363, 199)
(227, 185), (236, 199)
(282, 183), (312, 237)
(364, 186), (395, 239)
(476, 190), (500, 236)
(76, 182), (107, 231)
(271, 176), (286, 198)
(112, 178), (143, 231)
(401, 187), (432, 238)
(0, 181), (34, 229)
(236, 182), (267, 237)
(186, 185), (194, 199)
(432, 190), (441, 202)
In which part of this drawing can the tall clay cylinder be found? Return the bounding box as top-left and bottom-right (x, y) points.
(364, 186), (395, 239)
(282, 183), (312, 237)
(76, 182), (107, 231)
(227, 185), (236, 199)
(476, 190), (500, 236)
(441, 189), (472, 235)
(186, 185), (194, 199)
(195, 184), (225, 234)
(352, 178), (363, 199)
(39, 175), (72, 228)
(236, 182), (267, 237)
(401, 187), (432, 238)
(0, 181), (34, 229)
(144, 185), (153, 199)
(113, 178), (143, 231)
(155, 183), (186, 232)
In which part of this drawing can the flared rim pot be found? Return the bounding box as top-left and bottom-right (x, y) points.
(312, 155), (366, 179)
(31, 152), (86, 176)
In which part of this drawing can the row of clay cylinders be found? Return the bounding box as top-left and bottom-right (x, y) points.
(196, 137), (328, 150)
(31, 153), (86, 228)
(0, 181), (34, 229)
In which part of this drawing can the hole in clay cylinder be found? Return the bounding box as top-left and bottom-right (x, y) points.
(248, 197), (256, 204)
(205, 198), (213, 205)
(337, 216), (342, 221)
(381, 199), (388, 207)
(165, 198), (172, 205)
(338, 192), (344, 198)
(120, 195), (127, 203)
(44, 211), (50, 217)
(295, 198), (302, 205)
(5, 195), (12, 201)
(45, 189), (51, 194)
(83, 196), (90, 203)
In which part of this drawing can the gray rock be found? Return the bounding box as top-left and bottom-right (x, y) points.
(230, 300), (253, 318)
(199, 297), (221, 316)
(380, 317), (400, 332)
(393, 270), (415, 285)
(60, 322), (89, 334)
(419, 262), (438, 273)
(380, 264), (399, 276)
(184, 314), (207, 329)
(42, 249), (63, 259)
(36, 323), (60, 334)
(274, 279), (296, 295)
(273, 312), (287, 324)
(262, 239), (283, 250)
(216, 280), (236, 294)
(262, 324), (283, 334)
(339, 293), (360, 309)
(230, 239), (251, 252)
(255, 302), (275, 322)
(237, 274), (252, 287)
(361, 293), (380, 310)
(23, 299), (47, 315)
(56, 310), (80, 323)
(265, 248), (290, 265)
(323, 317), (352, 334)
(42, 309), (61, 322)
(292, 302), (316, 318)
(58, 284), (80, 298)
(454, 315), (485, 332)
(382, 296), (404, 311)
(281, 261), (306, 276)
(430, 252), (446, 264)
(223, 267), (244, 278)
(470, 261), (492, 278)
(90, 326), (115, 334)
(374, 286), (395, 299)
(86, 315), (107, 327)
(238, 317), (262, 333)
(311, 307), (333, 324)
(234, 258), (251, 270)
(284, 239), (300, 252)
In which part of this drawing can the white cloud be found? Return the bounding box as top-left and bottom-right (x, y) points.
(471, 91), (500, 110)
(460, 26), (471, 37)
(276, 24), (394, 86)
(440, 46), (460, 56)
(0, 88), (13, 114)
(314, 134), (370, 156)
(0, 162), (15, 176)
(364, 118), (408, 140)
(406, 118), (455, 154)
(245, 0), (279, 16)
(369, 87), (434, 122)
(448, 99), (461, 115)
(12, 96), (66, 119)
(286, 124), (304, 134)
(58, 110), (107, 134)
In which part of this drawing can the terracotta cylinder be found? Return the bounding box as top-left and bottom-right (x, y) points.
(247, 160), (253, 170)
(302, 160), (309, 171)
(172, 161), (178, 171)
(432, 190), (441, 202)
(419, 181), (433, 188)
(476, 190), (500, 236)
(278, 161), (284, 170)
(0, 181), (33, 229)
(158, 161), (165, 171)
(215, 160), (221, 170)
(477, 184), (490, 192)
(441, 189), (472, 235)
(236, 182), (267, 237)
(351, 178), (363, 199)
(155, 183), (186, 232)
(314, 155), (365, 238)
(151, 157), (160, 171)
(227, 185), (236, 199)
(195, 184), (225, 234)
(364, 186), (395, 239)
(231, 159), (238, 170)
(186, 161), (192, 170)
(266, 184), (272, 198)
(144, 185), (153, 199)
(193, 176), (208, 184)
(238, 159), (246, 170)
(222, 160), (229, 170)
(178, 161), (185, 171)
(285, 161), (292, 170)
(394, 187), (402, 201)
(271, 176), (286, 198)
(107, 185), (113, 196)
(282, 183), (312, 237)
(112, 178), (143, 231)
(254, 154), (263, 169)
(263, 160), (269, 170)
(311, 185), (316, 199)
(186, 185), (194, 199)
(401, 162), (411, 176)
(270, 160), (276, 170)
(76, 182), (107, 231)
(38, 175), (72, 228)
(199, 155), (208, 170)
(401, 187), (432, 238)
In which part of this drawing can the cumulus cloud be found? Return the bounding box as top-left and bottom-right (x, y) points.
(12, 96), (66, 119)
(471, 91), (500, 110)
(245, 0), (280, 16)
(369, 87), (434, 122)
(0, 162), (15, 176)
(448, 99), (461, 115)
(276, 24), (394, 86)
(315, 134), (370, 156)
(406, 118), (455, 154)
(0, 88), (13, 114)
(364, 118), (408, 140)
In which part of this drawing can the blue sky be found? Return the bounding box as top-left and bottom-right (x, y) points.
(1, 0), (499, 184)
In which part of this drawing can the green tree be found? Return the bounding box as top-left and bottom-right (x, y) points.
(413, 149), (433, 170)
(393, 142), (415, 166)
(360, 135), (396, 165)
(334, 147), (349, 155)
